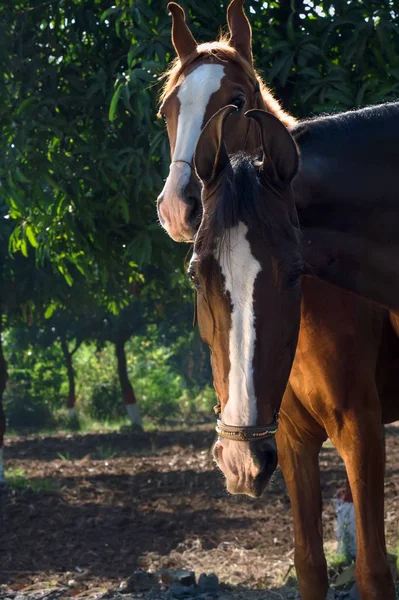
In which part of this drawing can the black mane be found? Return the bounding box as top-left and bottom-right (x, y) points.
(194, 152), (292, 265)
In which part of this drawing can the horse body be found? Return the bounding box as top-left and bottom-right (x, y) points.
(293, 103), (399, 313)
(279, 276), (399, 599)
(159, 2), (399, 598)
(192, 106), (398, 599)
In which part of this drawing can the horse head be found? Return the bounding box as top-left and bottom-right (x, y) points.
(157, 0), (295, 242)
(190, 105), (302, 497)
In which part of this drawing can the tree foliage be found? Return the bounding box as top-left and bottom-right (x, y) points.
(1, 0), (399, 427)
(1, 0), (398, 278)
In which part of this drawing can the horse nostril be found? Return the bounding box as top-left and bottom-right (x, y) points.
(187, 197), (202, 230)
(156, 194), (167, 226)
(257, 438), (275, 453)
(251, 438), (278, 474)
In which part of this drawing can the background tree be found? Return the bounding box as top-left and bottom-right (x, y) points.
(1, 0), (399, 440)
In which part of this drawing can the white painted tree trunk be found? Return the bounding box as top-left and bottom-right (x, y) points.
(68, 407), (76, 419)
(335, 497), (357, 560)
(126, 403), (142, 426)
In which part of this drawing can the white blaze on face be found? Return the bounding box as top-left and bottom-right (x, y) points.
(160, 64), (225, 201)
(217, 222), (261, 427)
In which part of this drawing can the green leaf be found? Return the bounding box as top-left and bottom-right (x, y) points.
(100, 6), (121, 21)
(44, 304), (57, 319)
(16, 97), (39, 116)
(25, 225), (38, 248)
(109, 82), (123, 122)
(120, 197), (130, 223)
(20, 238), (28, 258)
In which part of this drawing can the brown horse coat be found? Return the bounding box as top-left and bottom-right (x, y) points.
(192, 105), (398, 600)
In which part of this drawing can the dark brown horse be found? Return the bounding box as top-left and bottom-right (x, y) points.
(157, 1), (399, 315)
(191, 105), (399, 600)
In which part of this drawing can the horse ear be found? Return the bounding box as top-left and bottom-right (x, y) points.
(245, 109), (299, 183)
(194, 105), (237, 187)
(227, 0), (253, 64)
(168, 3), (197, 60)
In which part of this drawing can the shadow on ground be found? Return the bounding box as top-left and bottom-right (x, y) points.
(1, 426), (397, 595)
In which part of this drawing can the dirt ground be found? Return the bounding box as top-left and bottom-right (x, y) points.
(1, 424), (398, 599)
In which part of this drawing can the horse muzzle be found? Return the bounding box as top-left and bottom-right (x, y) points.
(157, 162), (202, 242)
(213, 436), (278, 498)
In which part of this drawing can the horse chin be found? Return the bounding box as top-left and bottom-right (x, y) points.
(168, 226), (196, 243)
(213, 438), (278, 498)
(226, 476), (270, 498)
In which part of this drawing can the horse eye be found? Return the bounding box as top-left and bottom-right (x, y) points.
(233, 96), (245, 110)
(287, 267), (303, 287)
(161, 112), (167, 123)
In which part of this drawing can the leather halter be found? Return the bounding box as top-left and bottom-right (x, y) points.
(213, 401), (279, 442)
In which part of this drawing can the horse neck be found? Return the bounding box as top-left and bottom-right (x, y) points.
(292, 103), (399, 314)
(301, 225), (399, 315)
(297, 185), (399, 315)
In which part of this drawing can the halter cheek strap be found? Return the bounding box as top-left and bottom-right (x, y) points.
(172, 159), (195, 171)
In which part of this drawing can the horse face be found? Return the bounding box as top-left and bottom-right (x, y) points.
(157, 1), (259, 242)
(157, 58), (259, 242)
(191, 107), (302, 497)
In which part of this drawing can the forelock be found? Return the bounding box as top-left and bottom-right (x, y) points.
(159, 37), (258, 105)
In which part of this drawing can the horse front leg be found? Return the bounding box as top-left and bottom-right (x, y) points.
(277, 387), (327, 600)
(329, 408), (395, 600)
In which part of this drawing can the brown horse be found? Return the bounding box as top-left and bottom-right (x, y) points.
(191, 105), (399, 600)
(157, 0), (295, 242)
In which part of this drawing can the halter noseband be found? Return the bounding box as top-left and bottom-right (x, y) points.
(213, 401), (279, 442)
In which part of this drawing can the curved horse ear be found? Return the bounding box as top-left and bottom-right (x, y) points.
(227, 0), (253, 64)
(194, 105), (237, 187)
(168, 3), (197, 60)
(245, 109), (299, 184)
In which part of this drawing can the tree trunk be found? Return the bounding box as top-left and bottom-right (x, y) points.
(60, 337), (76, 419)
(115, 339), (142, 427)
(0, 304), (8, 482)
